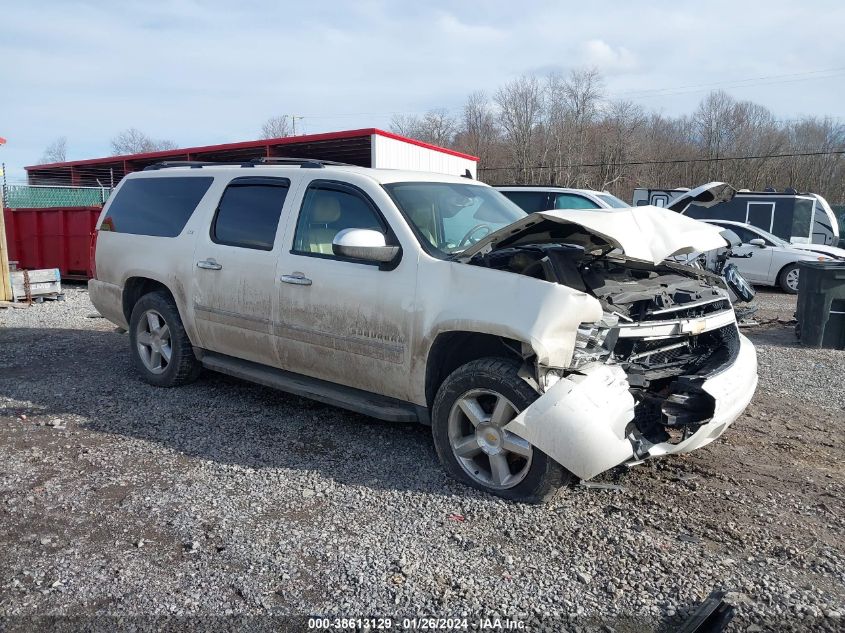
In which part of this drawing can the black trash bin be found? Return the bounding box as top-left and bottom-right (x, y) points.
(796, 261), (845, 349)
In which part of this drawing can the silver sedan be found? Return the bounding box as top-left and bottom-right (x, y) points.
(703, 220), (845, 293)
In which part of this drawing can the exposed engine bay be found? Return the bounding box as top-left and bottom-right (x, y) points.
(470, 243), (742, 457)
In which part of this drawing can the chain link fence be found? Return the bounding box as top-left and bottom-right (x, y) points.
(1, 184), (112, 208)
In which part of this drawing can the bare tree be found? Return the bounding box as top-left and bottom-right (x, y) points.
(594, 100), (645, 190)
(390, 109), (457, 146)
(40, 136), (67, 163)
(260, 115), (292, 139)
(495, 75), (544, 182)
(110, 128), (177, 155)
(418, 109), (458, 146)
(541, 69), (604, 186)
(389, 114), (422, 138)
(455, 91), (499, 166)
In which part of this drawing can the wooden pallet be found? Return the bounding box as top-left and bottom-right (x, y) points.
(10, 268), (63, 303)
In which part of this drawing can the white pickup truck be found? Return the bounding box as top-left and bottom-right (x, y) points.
(89, 159), (758, 502)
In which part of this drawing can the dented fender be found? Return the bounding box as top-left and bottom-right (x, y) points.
(504, 364), (636, 480)
(409, 257), (603, 404)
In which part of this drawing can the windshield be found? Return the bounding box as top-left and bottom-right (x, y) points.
(385, 182), (526, 255)
(596, 193), (630, 208)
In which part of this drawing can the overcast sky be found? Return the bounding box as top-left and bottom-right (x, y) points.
(1, 0), (844, 179)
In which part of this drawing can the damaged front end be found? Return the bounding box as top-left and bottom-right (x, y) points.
(470, 240), (757, 480)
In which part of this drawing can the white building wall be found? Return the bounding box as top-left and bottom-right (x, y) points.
(371, 134), (477, 178)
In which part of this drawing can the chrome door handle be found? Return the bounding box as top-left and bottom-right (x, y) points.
(280, 273), (312, 286)
(197, 259), (222, 270)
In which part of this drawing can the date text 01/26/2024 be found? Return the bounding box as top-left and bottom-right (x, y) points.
(307, 617), (526, 630)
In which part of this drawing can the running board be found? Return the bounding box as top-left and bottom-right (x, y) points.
(200, 352), (420, 423)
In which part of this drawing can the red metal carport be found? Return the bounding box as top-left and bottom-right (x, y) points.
(8, 129), (477, 279)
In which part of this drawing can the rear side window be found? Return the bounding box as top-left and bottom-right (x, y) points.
(212, 177), (290, 250)
(500, 191), (551, 213)
(101, 177), (213, 237)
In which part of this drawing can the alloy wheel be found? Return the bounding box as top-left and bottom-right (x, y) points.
(447, 388), (533, 490)
(785, 268), (800, 292)
(135, 309), (172, 374)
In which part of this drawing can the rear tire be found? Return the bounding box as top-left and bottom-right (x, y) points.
(128, 290), (201, 387)
(778, 263), (800, 294)
(431, 357), (570, 503)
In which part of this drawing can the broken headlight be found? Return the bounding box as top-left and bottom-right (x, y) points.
(570, 313), (620, 369)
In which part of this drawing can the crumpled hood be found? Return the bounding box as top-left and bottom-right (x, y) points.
(460, 205), (730, 265)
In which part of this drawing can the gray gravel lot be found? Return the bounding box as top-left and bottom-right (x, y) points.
(1, 286), (843, 631)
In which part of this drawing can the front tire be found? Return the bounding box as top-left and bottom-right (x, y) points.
(431, 357), (570, 503)
(128, 290), (201, 387)
(778, 263), (800, 294)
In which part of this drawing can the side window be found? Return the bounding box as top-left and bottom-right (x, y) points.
(553, 193), (600, 210)
(293, 184), (385, 256)
(211, 178), (289, 251)
(727, 225), (758, 243)
(500, 191), (551, 213)
(101, 176), (213, 237)
(790, 199), (813, 241)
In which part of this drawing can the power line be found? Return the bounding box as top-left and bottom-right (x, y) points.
(294, 66), (845, 121)
(610, 66), (845, 99)
(478, 148), (845, 172)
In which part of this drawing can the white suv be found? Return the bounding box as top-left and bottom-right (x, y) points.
(89, 159), (758, 502)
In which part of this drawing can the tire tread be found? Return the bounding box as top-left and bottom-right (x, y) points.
(431, 356), (570, 503)
(129, 290), (201, 387)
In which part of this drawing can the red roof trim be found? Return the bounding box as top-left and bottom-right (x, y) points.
(25, 128), (478, 170)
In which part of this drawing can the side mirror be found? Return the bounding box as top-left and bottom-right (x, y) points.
(748, 238), (766, 248)
(332, 228), (400, 263)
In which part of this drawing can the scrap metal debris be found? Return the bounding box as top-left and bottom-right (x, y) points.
(675, 589), (735, 633)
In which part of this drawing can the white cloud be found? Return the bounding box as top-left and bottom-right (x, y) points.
(435, 12), (506, 42)
(580, 39), (637, 73)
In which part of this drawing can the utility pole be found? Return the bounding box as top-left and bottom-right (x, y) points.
(0, 138), (12, 301)
(290, 115), (305, 136)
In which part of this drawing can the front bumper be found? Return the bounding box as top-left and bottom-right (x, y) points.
(504, 333), (757, 480)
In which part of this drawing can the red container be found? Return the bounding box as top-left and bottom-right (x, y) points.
(3, 206), (101, 279)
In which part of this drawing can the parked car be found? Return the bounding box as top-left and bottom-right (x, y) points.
(89, 160), (757, 502)
(700, 220), (844, 293)
(635, 184), (841, 247)
(495, 186), (630, 212)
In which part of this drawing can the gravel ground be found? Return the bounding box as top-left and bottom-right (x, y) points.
(1, 286), (843, 632)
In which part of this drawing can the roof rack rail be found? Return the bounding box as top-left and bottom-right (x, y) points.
(143, 157), (354, 171)
(248, 157), (352, 168)
(143, 161), (241, 171)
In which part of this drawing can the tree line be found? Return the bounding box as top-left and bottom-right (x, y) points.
(391, 69), (845, 205)
(37, 69), (844, 205)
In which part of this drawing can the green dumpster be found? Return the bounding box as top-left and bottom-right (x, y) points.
(796, 261), (845, 349)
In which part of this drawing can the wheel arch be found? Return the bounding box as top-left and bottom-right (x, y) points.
(122, 277), (175, 324)
(423, 330), (532, 409)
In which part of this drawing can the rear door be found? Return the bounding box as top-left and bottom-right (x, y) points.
(191, 176), (293, 367)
